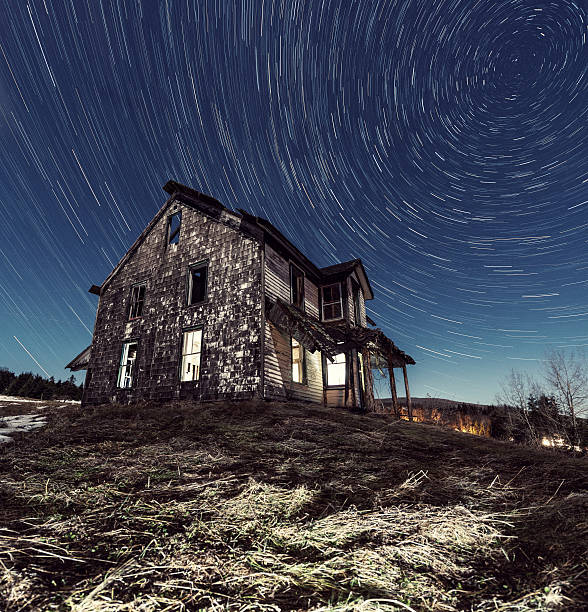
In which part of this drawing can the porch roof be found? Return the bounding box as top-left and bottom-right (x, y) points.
(65, 345), (92, 371)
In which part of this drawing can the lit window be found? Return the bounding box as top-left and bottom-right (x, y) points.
(322, 283), (343, 321)
(129, 283), (146, 319)
(117, 341), (138, 388)
(188, 263), (208, 305)
(180, 328), (202, 381)
(290, 264), (305, 309)
(291, 338), (306, 384)
(327, 352), (346, 387)
(168, 212), (181, 245)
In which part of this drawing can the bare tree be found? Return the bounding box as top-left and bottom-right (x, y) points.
(543, 349), (588, 448)
(497, 369), (541, 445)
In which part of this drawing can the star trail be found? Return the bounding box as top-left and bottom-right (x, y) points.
(0, 0), (586, 403)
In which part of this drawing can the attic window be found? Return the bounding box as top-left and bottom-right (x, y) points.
(290, 264), (305, 310)
(168, 212), (181, 245)
(129, 283), (146, 319)
(322, 283), (343, 321)
(187, 262), (208, 305)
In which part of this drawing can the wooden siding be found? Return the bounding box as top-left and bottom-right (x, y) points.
(264, 321), (323, 403)
(264, 243), (320, 315)
(84, 200), (263, 406)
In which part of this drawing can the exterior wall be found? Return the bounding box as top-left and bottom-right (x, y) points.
(346, 272), (367, 327)
(264, 321), (323, 402)
(263, 243), (322, 403)
(84, 199), (263, 405)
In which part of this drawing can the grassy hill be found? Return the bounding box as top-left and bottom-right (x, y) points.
(1, 400), (587, 610)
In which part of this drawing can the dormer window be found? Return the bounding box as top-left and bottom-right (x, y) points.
(322, 283), (343, 321)
(290, 264), (305, 310)
(167, 212), (181, 245)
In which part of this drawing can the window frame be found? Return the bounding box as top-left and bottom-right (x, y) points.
(186, 260), (209, 306)
(179, 326), (204, 382)
(290, 263), (305, 310)
(167, 211), (182, 245)
(128, 282), (146, 320)
(291, 336), (307, 385)
(326, 351), (346, 388)
(117, 340), (139, 389)
(321, 282), (343, 322)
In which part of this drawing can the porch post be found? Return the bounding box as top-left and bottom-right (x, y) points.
(388, 358), (400, 419)
(362, 348), (375, 412)
(402, 364), (413, 422)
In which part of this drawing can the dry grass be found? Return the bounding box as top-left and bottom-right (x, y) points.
(0, 400), (587, 611)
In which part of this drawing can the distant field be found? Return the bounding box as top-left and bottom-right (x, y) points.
(1, 399), (587, 610)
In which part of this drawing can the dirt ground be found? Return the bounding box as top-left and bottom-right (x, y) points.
(1, 399), (587, 610)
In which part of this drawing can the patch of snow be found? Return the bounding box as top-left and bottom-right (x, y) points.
(0, 414), (47, 444)
(0, 395), (43, 403)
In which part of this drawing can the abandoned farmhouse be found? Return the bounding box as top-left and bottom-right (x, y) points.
(67, 181), (415, 411)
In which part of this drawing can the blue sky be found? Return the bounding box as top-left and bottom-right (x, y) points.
(0, 0), (586, 403)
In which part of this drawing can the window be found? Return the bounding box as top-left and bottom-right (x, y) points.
(129, 283), (146, 319)
(187, 262), (208, 305)
(322, 283), (343, 321)
(117, 341), (138, 388)
(290, 264), (305, 309)
(180, 328), (202, 381)
(291, 338), (306, 384)
(167, 212), (181, 245)
(326, 352), (346, 387)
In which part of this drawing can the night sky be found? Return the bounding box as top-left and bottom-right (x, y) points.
(0, 0), (586, 404)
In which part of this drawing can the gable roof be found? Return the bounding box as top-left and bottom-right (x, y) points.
(91, 180), (376, 299)
(321, 259), (374, 301)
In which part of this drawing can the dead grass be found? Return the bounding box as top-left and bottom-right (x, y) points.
(0, 400), (587, 610)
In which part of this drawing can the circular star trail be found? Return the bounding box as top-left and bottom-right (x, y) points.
(0, 0), (586, 402)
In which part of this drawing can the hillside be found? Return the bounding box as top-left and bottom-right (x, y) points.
(1, 399), (587, 611)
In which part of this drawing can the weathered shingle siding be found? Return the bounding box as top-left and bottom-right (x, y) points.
(84, 200), (263, 406)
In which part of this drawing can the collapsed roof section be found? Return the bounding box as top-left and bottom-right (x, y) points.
(266, 298), (414, 367)
(266, 298), (340, 360)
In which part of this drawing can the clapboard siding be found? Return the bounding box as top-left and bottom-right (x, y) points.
(264, 243), (319, 316)
(265, 243), (290, 302)
(264, 321), (323, 403)
(264, 321), (289, 398)
(305, 277), (320, 318)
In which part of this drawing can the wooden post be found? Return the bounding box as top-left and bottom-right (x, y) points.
(402, 364), (412, 422)
(349, 351), (357, 408)
(387, 357), (400, 419)
(362, 349), (375, 412)
(344, 352), (350, 406)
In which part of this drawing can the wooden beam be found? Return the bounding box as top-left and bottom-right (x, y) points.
(387, 357), (400, 419)
(402, 364), (412, 422)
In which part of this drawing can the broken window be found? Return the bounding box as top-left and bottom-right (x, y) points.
(117, 341), (138, 388)
(326, 352), (346, 387)
(187, 262), (208, 305)
(180, 328), (202, 381)
(129, 283), (146, 319)
(291, 337), (306, 384)
(322, 283), (343, 321)
(167, 212), (181, 245)
(290, 264), (305, 309)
